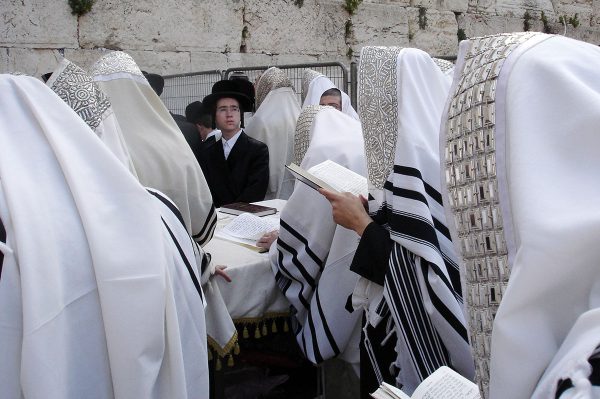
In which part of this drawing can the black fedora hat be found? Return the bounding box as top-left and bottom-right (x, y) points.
(185, 101), (204, 123)
(203, 80), (253, 113)
(229, 75), (256, 112)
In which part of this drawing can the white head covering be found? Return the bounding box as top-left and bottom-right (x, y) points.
(358, 46), (474, 394)
(301, 68), (359, 121)
(91, 51), (216, 245)
(46, 58), (137, 176)
(0, 74), (208, 398)
(441, 32), (600, 399)
(245, 67), (301, 200)
(270, 105), (365, 365)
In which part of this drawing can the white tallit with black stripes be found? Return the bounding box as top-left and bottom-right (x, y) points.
(269, 105), (365, 366)
(0, 74), (209, 398)
(357, 47), (474, 394)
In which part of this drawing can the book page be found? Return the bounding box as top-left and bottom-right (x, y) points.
(308, 159), (368, 197)
(221, 213), (279, 241)
(411, 367), (480, 399)
(371, 382), (411, 399)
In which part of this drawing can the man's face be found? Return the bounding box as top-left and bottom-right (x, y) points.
(319, 95), (342, 111)
(215, 97), (241, 136)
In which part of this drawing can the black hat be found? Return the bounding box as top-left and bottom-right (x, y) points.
(230, 77), (256, 112)
(142, 71), (165, 96)
(203, 80), (253, 113)
(185, 101), (205, 123)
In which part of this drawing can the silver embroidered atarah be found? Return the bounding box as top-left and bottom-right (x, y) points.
(357, 46), (403, 190)
(301, 69), (323, 104)
(293, 105), (327, 165)
(255, 67), (293, 110)
(443, 31), (540, 399)
(432, 58), (454, 74)
(90, 51), (145, 78)
(48, 60), (111, 132)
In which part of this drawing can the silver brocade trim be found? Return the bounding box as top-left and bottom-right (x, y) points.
(90, 51), (144, 78)
(255, 67), (293, 110)
(301, 68), (323, 105)
(432, 57), (454, 73)
(357, 46), (403, 190)
(443, 32), (539, 399)
(49, 60), (111, 132)
(293, 105), (328, 165)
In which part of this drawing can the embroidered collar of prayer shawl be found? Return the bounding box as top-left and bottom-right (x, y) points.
(442, 32), (600, 399)
(357, 46), (474, 394)
(301, 68), (323, 104)
(293, 104), (328, 165)
(432, 58), (454, 74)
(440, 32), (541, 399)
(255, 67), (293, 110)
(91, 51), (217, 246)
(270, 105), (365, 364)
(0, 75), (209, 398)
(47, 59), (110, 132)
(46, 58), (137, 176)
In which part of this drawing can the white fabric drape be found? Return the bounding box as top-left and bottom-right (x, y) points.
(0, 74), (208, 398)
(246, 68), (301, 200)
(91, 51), (216, 246)
(485, 35), (600, 399)
(302, 70), (359, 121)
(357, 47), (474, 394)
(270, 106), (365, 366)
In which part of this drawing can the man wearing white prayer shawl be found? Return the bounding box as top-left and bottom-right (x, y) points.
(45, 58), (137, 177)
(245, 67), (301, 200)
(440, 32), (600, 399)
(269, 105), (365, 375)
(0, 74), (210, 398)
(91, 51), (217, 247)
(320, 47), (474, 397)
(301, 68), (359, 121)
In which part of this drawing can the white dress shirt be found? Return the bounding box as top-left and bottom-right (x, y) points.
(222, 129), (242, 160)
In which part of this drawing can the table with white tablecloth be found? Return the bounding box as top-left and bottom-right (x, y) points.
(203, 199), (290, 360)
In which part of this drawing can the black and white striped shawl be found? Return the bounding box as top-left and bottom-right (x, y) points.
(358, 47), (474, 393)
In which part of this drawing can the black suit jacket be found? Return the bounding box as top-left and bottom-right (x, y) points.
(171, 113), (202, 164)
(200, 131), (269, 207)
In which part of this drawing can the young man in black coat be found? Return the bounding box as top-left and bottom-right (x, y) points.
(200, 80), (269, 207)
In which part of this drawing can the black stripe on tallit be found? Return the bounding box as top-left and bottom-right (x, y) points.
(279, 219), (324, 271)
(393, 165), (443, 206)
(161, 218), (203, 301)
(193, 205), (217, 245)
(420, 259), (469, 342)
(0, 217), (5, 280)
(386, 245), (450, 379)
(277, 237), (317, 289)
(314, 286), (341, 356)
(275, 239), (311, 310)
(148, 189), (186, 229)
(388, 211), (441, 255)
(305, 302), (324, 363)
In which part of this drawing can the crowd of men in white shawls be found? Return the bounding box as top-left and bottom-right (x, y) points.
(1, 31), (600, 399)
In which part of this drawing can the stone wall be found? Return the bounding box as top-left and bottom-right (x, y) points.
(1, 0), (600, 76)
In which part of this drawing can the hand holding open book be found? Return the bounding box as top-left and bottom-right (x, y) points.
(371, 367), (480, 399)
(215, 213), (280, 253)
(286, 159), (368, 197)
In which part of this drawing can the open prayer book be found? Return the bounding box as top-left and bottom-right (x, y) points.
(215, 212), (279, 253)
(286, 159), (368, 197)
(371, 367), (480, 399)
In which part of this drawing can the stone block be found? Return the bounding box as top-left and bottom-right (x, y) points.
(410, 0), (468, 13)
(461, 13), (510, 38)
(78, 0), (243, 52)
(353, 3), (410, 48)
(190, 51), (229, 72)
(273, 53), (322, 65)
(243, 0), (347, 55)
(496, 0), (555, 18)
(1, 0), (77, 48)
(407, 8), (459, 56)
(0, 47), (64, 77)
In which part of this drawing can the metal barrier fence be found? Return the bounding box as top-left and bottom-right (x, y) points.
(162, 70), (223, 116)
(162, 57), (455, 116)
(223, 62), (349, 108)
